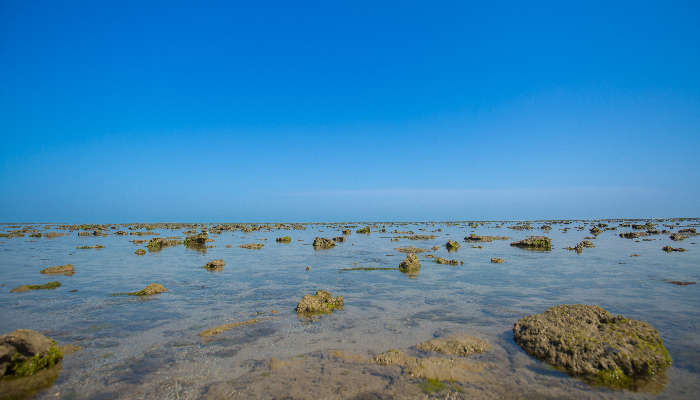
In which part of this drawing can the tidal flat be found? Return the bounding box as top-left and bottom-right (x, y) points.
(0, 220), (699, 399)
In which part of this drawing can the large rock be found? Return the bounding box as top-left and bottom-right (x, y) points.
(312, 237), (335, 249)
(399, 253), (420, 274)
(295, 290), (343, 314)
(513, 304), (671, 389)
(510, 236), (552, 250)
(127, 283), (168, 296)
(40, 264), (74, 276)
(0, 329), (62, 377)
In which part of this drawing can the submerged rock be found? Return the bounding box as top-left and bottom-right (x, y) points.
(126, 283), (167, 296)
(184, 233), (208, 248)
(10, 282), (61, 293)
(275, 236), (292, 243)
(510, 236), (552, 250)
(490, 258), (504, 263)
(0, 330), (62, 377)
(204, 259), (225, 271)
(662, 246), (686, 252)
(40, 264), (74, 276)
(76, 245), (105, 249)
(620, 232), (648, 239)
(445, 240), (460, 251)
(373, 349), (483, 382)
(295, 290), (343, 314)
(463, 234), (509, 242)
(399, 253), (421, 274)
(513, 304), (671, 389)
(240, 243), (264, 250)
(134, 249), (146, 255)
(312, 237), (335, 249)
(415, 334), (490, 356)
(332, 236), (346, 242)
(668, 280), (695, 286)
(198, 318), (263, 337)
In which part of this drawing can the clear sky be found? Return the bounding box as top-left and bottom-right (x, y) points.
(1, 1), (699, 222)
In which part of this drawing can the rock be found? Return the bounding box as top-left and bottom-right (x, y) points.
(184, 233), (208, 248)
(394, 246), (428, 253)
(0, 329), (62, 377)
(445, 240), (460, 251)
(668, 281), (695, 286)
(490, 258), (504, 263)
(76, 245), (105, 249)
(40, 264), (74, 276)
(204, 259), (225, 271)
(662, 246), (685, 252)
(312, 237), (335, 249)
(239, 243), (264, 250)
(373, 349), (483, 382)
(415, 334), (490, 356)
(276, 236), (292, 243)
(342, 229), (351, 235)
(295, 290), (344, 314)
(198, 318), (263, 337)
(589, 227), (602, 236)
(332, 236), (346, 242)
(510, 236), (552, 250)
(10, 282), (61, 293)
(146, 237), (181, 251)
(399, 253), (421, 274)
(134, 249), (146, 255)
(620, 232), (648, 239)
(127, 283), (167, 296)
(356, 226), (371, 234)
(464, 234), (509, 242)
(435, 257), (460, 265)
(513, 304), (672, 389)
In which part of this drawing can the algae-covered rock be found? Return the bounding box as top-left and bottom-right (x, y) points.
(356, 226), (371, 234)
(276, 236), (292, 243)
(415, 334), (490, 356)
(184, 233), (208, 248)
(445, 240), (460, 251)
(240, 243), (264, 250)
(490, 258), (504, 263)
(204, 259), (225, 271)
(40, 264), (74, 276)
(146, 237), (181, 251)
(134, 249), (146, 255)
(399, 253), (421, 274)
(510, 236), (552, 250)
(10, 282), (61, 293)
(127, 283), (167, 296)
(312, 237), (335, 249)
(435, 257), (460, 265)
(0, 329), (62, 377)
(513, 304), (672, 390)
(662, 246), (686, 252)
(295, 290), (343, 314)
(373, 349), (483, 382)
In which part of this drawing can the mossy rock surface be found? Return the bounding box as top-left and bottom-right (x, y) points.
(10, 282), (61, 293)
(312, 237), (335, 249)
(275, 236), (292, 243)
(356, 226), (371, 234)
(125, 283), (168, 296)
(39, 264), (74, 276)
(445, 240), (460, 250)
(295, 290), (343, 315)
(513, 304), (671, 390)
(0, 329), (63, 377)
(510, 236), (552, 250)
(399, 253), (420, 274)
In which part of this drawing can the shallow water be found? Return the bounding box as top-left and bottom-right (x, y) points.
(1, 221), (699, 399)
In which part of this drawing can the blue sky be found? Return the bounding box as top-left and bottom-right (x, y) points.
(1, 0), (699, 222)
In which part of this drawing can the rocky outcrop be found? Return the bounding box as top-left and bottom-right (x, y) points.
(204, 259), (225, 271)
(312, 237), (335, 249)
(510, 236), (552, 250)
(513, 304), (671, 389)
(0, 329), (62, 377)
(40, 264), (74, 276)
(295, 290), (343, 314)
(445, 240), (460, 251)
(399, 253), (421, 274)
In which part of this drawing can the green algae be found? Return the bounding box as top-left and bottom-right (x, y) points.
(419, 377), (446, 393)
(8, 344), (62, 377)
(10, 281), (61, 293)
